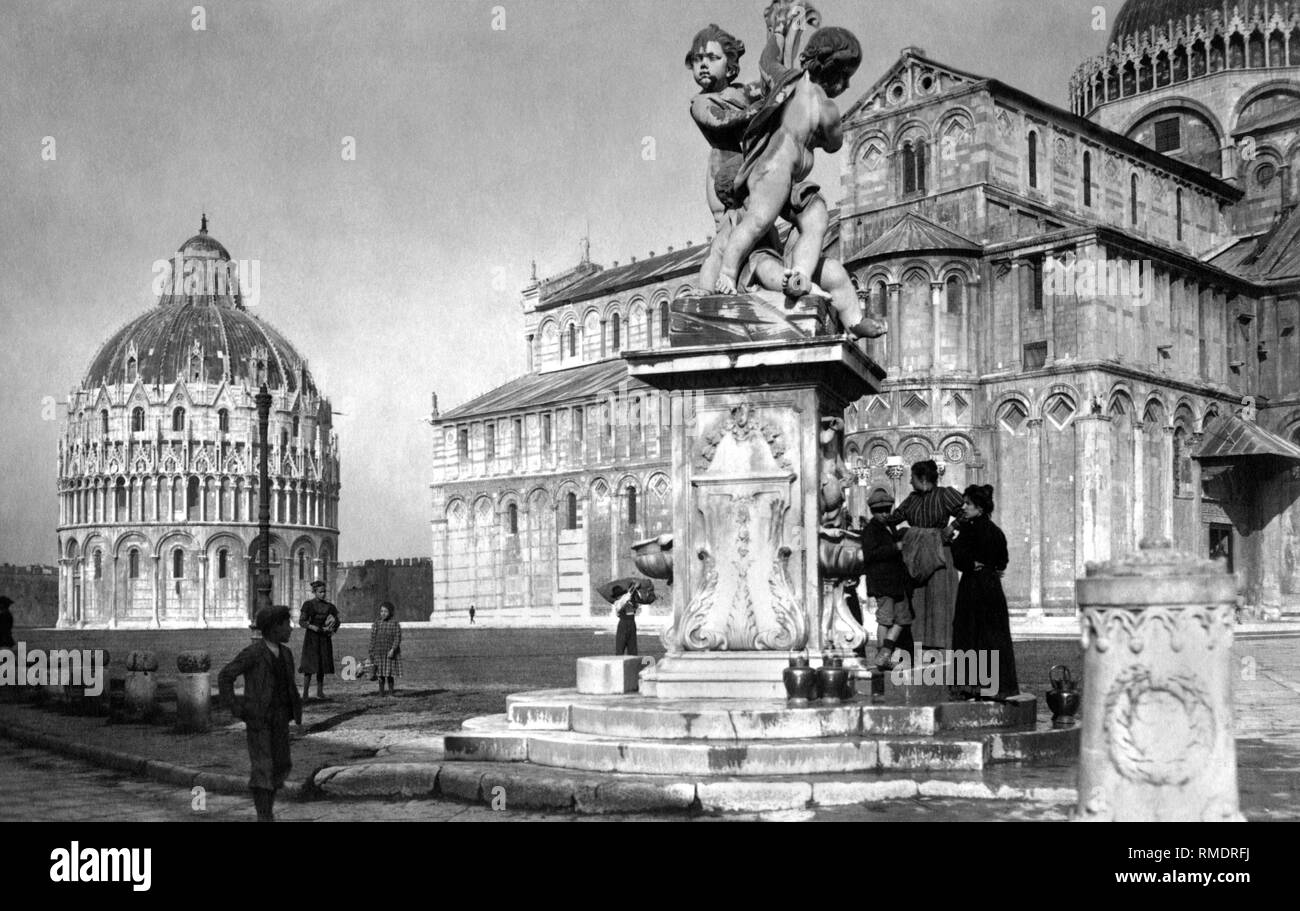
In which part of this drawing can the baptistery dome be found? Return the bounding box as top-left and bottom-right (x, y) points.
(57, 218), (341, 629)
(1109, 0), (1219, 45)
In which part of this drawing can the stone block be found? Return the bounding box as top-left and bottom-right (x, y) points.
(917, 779), (997, 799)
(314, 763), (440, 798)
(810, 779), (920, 806)
(697, 780), (812, 813)
(576, 657), (642, 695)
(143, 760), (198, 788)
(583, 779), (698, 814)
(879, 739), (986, 771)
(480, 770), (581, 811)
(987, 726), (1079, 763)
(437, 764), (485, 803)
(860, 705), (936, 736)
(508, 701), (572, 730)
(442, 732), (529, 762)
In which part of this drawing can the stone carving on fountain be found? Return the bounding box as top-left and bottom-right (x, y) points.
(664, 403), (806, 652)
(817, 416), (869, 653)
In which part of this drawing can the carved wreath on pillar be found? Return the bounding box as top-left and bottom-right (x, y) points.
(695, 403), (793, 473)
(1103, 666), (1216, 787)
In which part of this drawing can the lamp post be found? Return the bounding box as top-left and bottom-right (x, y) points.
(253, 383), (273, 631)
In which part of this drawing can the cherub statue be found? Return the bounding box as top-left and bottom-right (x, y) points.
(714, 15), (885, 340)
(685, 25), (785, 293)
(818, 416), (853, 527)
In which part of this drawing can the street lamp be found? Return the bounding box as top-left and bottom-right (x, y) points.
(253, 383), (273, 631)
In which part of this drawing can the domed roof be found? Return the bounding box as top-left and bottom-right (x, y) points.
(1110, 0), (1223, 45)
(82, 219), (316, 395)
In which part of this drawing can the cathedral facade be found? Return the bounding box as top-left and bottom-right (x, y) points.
(57, 221), (341, 628)
(430, 0), (1300, 621)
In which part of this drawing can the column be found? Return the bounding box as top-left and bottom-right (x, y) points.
(1075, 413), (1113, 577)
(1026, 417), (1044, 617)
(198, 555), (208, 628)
(1010, 260), (1024, 363)
(930, 281), (944, 372)
(152, 554), (162, 629)
(1261, 463), (1286, 616)
(1131, 420), (1146, 548)
(110, 554), (119, 628)
(1161, 424), (1175, 541)
(962, 278), (977, 373)
(1190, 432), (1204, 553)
(526, 334), (535, 373)
(599, 320), (607, 359)
(887, 283), (901, 373)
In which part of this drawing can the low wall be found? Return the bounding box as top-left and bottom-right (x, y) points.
(335, 558), (433, 624)
(0, 565), (59, 627)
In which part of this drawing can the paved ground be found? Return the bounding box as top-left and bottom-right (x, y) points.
(0, 628), (1296, 821)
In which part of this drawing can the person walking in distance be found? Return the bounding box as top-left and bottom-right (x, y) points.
(469, 604), (476, 625)
(368, 601), (403, 697)
(218, 606), (303, 822)
(298, 580), (339, 701)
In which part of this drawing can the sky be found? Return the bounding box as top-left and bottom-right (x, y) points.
(0, 0), (1109, 564)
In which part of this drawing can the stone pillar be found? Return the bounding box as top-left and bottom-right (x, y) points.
(1161, 424), (1175, 541)
(1131, 420), (1146, 548)
(1075, 542), (1242, 821)
(1190, 432), (1204, 551)
(110, 554), (119, 628)
(886, 284), (901, 373)
(1010, 260), (1023, 363)
(1076, 412), (1112, 574)
(962, 278), (978, 373)
(1259, 477), (1285, 617)
(930, 281), (944, 372)
(1026, 417), (1045, 617)
(526, 334), (535, 373)
(198, 555), (208, 628)
(152, 554), (162, 629)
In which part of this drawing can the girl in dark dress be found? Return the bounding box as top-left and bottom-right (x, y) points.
(949, 485), (1019, 701)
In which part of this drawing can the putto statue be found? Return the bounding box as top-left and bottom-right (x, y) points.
(685, 3), (886, 340)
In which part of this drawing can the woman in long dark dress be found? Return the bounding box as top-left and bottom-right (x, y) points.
(949, 484), (1019, 701)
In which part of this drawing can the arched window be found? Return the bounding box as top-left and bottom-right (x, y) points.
(218, 409), (229, 432)
(945, 276), (963, 315)
(132, 407), (145, 432)
(292, 415), (300, 437)
(506, 502), (519, 535)
(189, 355), (201, 381)
(902, 140), (926, 194)
(280, 429), (289, 453)
(93, 549), (102, 580)
(568, 324), (577, 359)
(660, 302), (670, 343)
(1175, 188), (1184, 241)
(626, 486), (638, 526)
(101, 410), (109, 435)
(298, 550), (306, 580)
(218, 548), (228, 579)
(172, 548), (184, 579)
(187, 476), (200, 520)
(566, 492), (579, 530)
(573, 406), (584, 442)
(172, 407), (185, 431)
(126, 357), (137, 383)
(873, 280), (887, 313)
(1082, 150), (1093, 207)
(1130, 173), (1139, 225)
(114, 478), (126, 515)
(1028, 131), (1038, 188)
(128, 548), (139, 579)
(611, 313), (621, 351)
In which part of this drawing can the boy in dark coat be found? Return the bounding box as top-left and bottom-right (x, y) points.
(219, 606), (303, 822)
(862, 488), (912, 669)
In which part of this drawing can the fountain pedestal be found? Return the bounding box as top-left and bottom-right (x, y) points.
(625, 335), (883, 699)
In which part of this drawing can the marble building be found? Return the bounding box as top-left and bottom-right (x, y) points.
(431, 0), (1300, 621)
(57, 219), (341, 628)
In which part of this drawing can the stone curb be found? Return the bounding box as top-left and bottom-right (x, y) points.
(0, 719), (308, 799)
(308, 758), (1080, 814)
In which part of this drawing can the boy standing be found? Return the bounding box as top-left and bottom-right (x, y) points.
(862, 489), (912, 670)
(219, 605), (303, 822)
